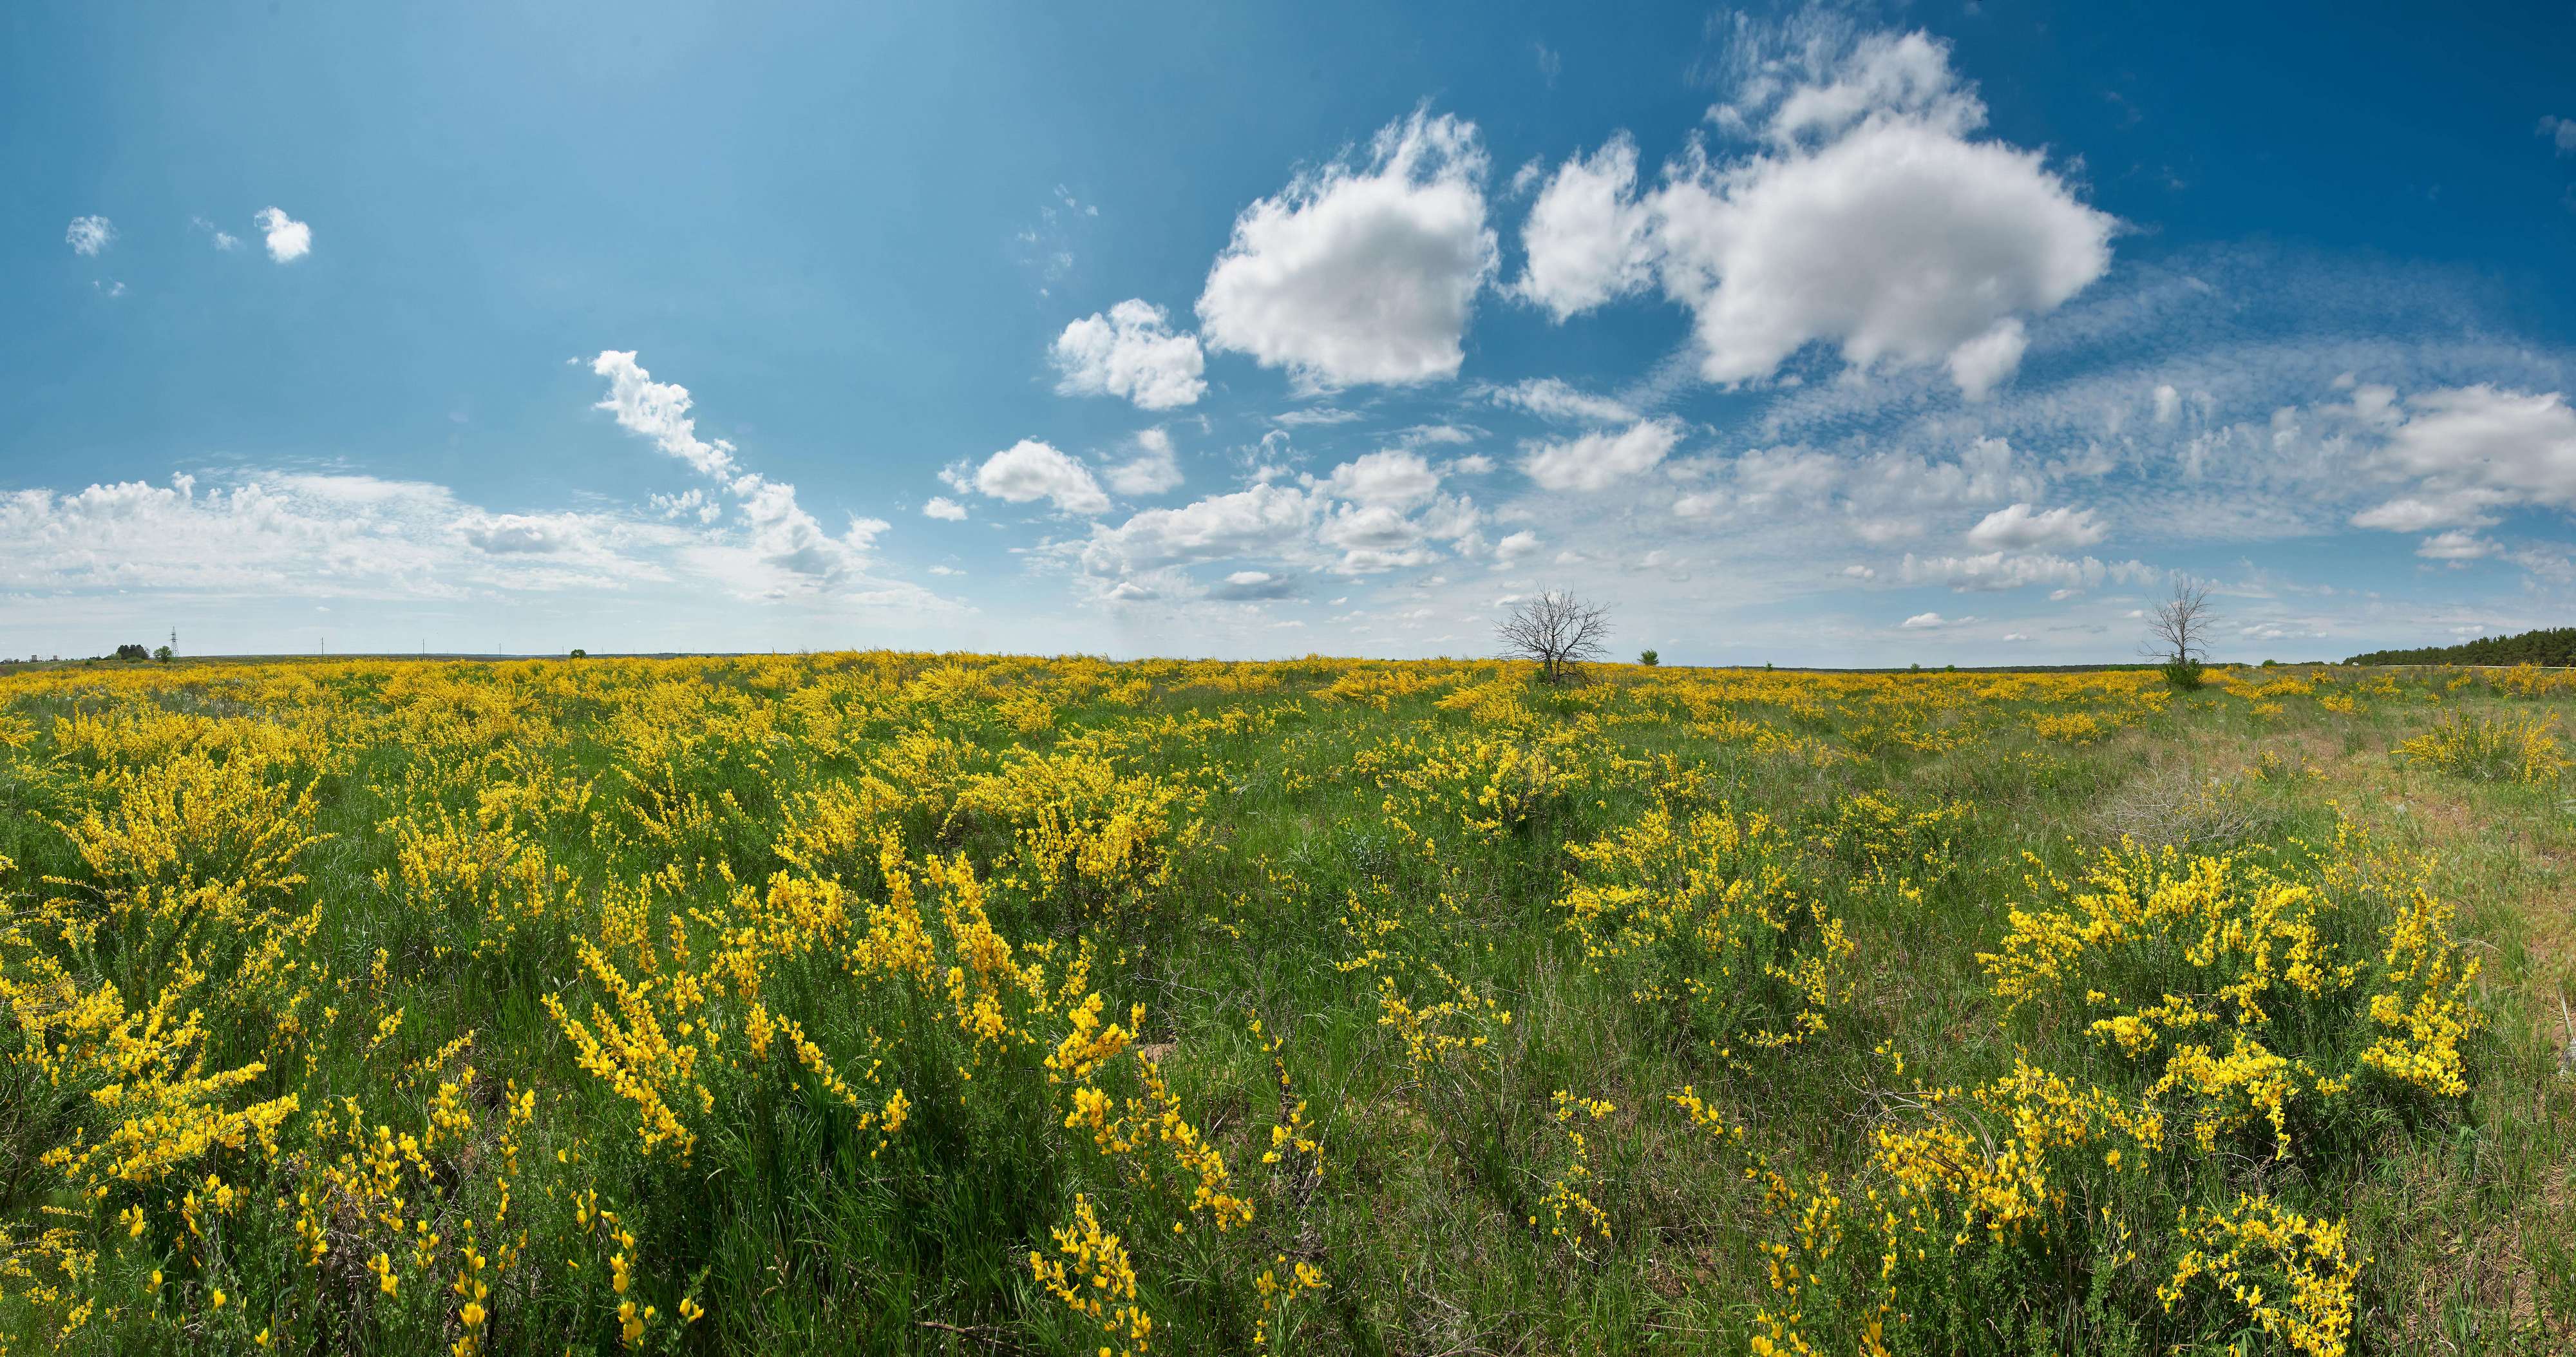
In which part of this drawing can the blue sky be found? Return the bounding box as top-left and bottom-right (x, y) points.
(8, 1), (2576, 663)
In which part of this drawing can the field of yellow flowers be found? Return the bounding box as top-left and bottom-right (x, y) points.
(1, 653), (2571, 1354)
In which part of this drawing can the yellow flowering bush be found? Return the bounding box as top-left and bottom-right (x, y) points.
(2396, 711), (2564, 784)
(0, 652), (2534, 1352)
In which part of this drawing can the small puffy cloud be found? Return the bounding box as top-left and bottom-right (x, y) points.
(1050, 300), (1207, 409)
(1945, 318), (2027, 401)
(191, 216), (242, 251)
(1513, 134), (1655, 319)
(1900, 611), (1949, 629)
(2541, 115), (2576, 155)
(1211, 569), (1297, 600)
(453, 512), (616, 558)
(2416, 529), (2494, 561)
(1197, 109), (1497, 389)
(1493, 529), (1542, 564)
(1483, 377), (1637, 424)
(2152, 383), (2181, 424)
(1104, 428), (1185, 497)
(2349, 496), (2474, 533)
(256, 207), (312, 263)
(1448, 453), (1495, 475)
(922, 497), (969, 521)
(1317, 449), (1441, 508)
(65, 216), (113, 256)
(1964, 502), (2105, 552)
(2001, 632), (2029, 641)
(1513, 25), (2112, 396)
(1520, 417), (1683, 492)
(972, 439), (1112, 516)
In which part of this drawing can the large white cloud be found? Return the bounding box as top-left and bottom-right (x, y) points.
(1515, 26), (2112, 397)
(971, 439), (1112, 516)
(2348, 384), (2576, 531)
(1050, 300), (1207, 409)
(256, 207), (312, 263)
(1520, 417), (1683, 491)
(1197, 109), (1497, 390)
(1080, 483), (1320, 576)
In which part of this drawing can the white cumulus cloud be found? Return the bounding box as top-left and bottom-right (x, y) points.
(1197, 109), (1497, 390)
(256, 207), (313, 263)
(1316, 449), (1441, 508)
(1079, 483), (1320, 576)
(2417, 529), (2494, 561)
(1050, 300), (1207, 409)
(1512, 135), (1655, 320)
(972, 439), (1112, 516)
(1964, 502), (2105, 552)
(1519, 417), (1683, 492)
(922, 497), (969, 521)
(1514, 24), (2112, 397)
(2349, 385), (2576, 531)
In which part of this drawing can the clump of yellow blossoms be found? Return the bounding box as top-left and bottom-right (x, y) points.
(2396, 711), (2564, 785)
(2158, 1195), (2360, 1357)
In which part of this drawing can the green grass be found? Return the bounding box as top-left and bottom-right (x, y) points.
(0, 657), (2570, 1354)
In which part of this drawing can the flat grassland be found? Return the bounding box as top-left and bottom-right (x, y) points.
(1, 656), (2571, 1354)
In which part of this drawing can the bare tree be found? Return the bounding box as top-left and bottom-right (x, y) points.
(2141, 578), (2216, 665)
(1497, 591), (1612, 685)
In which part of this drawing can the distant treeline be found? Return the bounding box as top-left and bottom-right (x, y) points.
(2346, 626), (2576, 667)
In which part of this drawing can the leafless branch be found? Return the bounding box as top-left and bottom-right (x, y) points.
(2141, 578), (2215, 663)
(1497, 591), (1612, 685)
